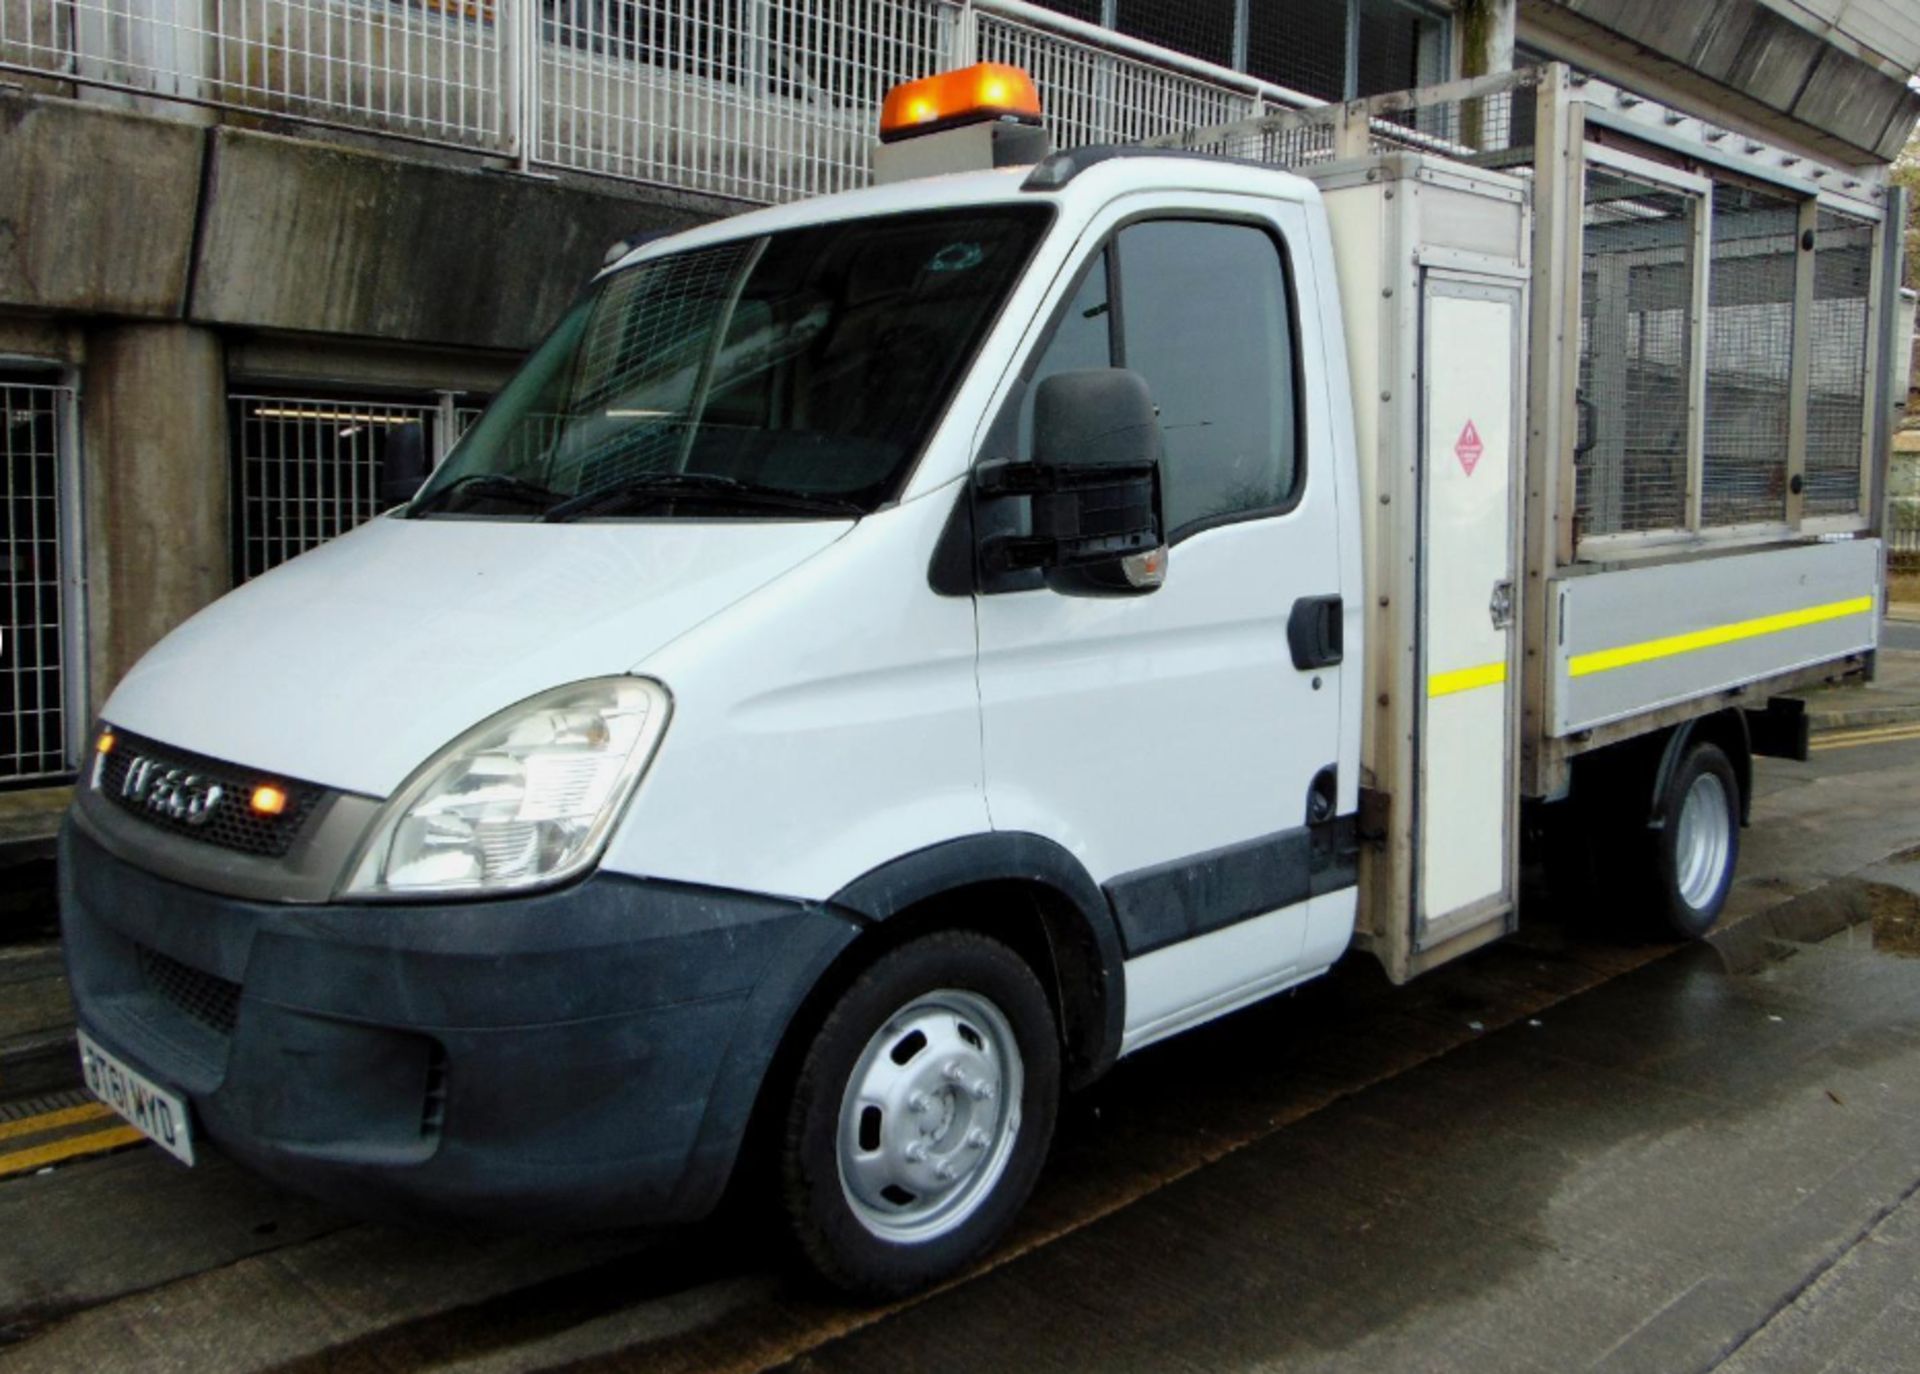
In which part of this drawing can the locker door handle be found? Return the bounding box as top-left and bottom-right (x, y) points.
(1489, 580), (1514, 631)
(1288, 595), (1344, 670)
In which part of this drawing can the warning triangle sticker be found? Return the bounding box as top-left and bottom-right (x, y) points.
(1455, 419), (1484, 476)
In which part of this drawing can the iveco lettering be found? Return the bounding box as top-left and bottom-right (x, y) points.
(61, 62), (1899, 1297)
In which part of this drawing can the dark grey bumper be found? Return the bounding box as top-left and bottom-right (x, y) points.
(59, 815), (859, 1229)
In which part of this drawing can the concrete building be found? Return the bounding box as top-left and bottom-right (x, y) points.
(0, 0), (1917, 839)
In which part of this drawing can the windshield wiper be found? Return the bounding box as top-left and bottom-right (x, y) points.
(411, 472), (565, 516)
(541, 472), (864, 523)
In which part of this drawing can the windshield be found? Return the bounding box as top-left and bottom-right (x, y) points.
(412, 204), (1050, 521)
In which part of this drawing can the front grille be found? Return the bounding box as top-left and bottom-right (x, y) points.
(96, 728), (324, 858)
(137, 945), (242, 1037)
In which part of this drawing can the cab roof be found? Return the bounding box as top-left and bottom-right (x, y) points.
(602, 149), (1319, 275)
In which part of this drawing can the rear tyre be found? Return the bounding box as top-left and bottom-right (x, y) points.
(777, 930), (1060, 1299)
(1643, 741), (1741, 940)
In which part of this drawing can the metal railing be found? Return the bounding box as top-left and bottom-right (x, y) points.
(0, 381), (80, 785)
(1, 0), (1316, 204)
(1893, 446), (1920, 568)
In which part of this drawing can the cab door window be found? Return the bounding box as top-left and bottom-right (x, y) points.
(1114, 219), (1300, 538)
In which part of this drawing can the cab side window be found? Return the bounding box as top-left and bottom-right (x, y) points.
(1115, 220), (1300, 537)
(1018, 249), (1114, 457)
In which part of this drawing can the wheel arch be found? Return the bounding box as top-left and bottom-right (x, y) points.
(1649, 708), (1753, 826)
(826, 833), (1128, 1091)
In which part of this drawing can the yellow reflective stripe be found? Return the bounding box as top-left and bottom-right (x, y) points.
(1568, 596), (1874, 678)
(1428, 661), (1507, 698)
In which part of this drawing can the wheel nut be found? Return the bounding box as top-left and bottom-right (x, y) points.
(905, 1141), (927, 1163)
(965, 1129), (988, 1150)
(935, 1162), (957, 1182)
(969, 1080), (994, 1102)
(942, 1061), (965, 1083)
(907, 1092), (928, 1113)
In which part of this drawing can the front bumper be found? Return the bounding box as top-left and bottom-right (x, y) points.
(59, 816), (859, 1229)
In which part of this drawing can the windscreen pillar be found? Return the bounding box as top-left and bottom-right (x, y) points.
(81, 322), (230, 713)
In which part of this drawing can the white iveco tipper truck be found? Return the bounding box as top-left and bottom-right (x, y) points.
(64, 61), (1900, 1295)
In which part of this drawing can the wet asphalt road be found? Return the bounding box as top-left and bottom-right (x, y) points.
(3, 734), (1920, 1373)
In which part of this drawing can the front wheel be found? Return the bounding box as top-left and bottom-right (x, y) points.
(1646, 741), (1741, 940)
(777, 931), (1060, 1298)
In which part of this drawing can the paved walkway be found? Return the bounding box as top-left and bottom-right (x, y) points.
(1798, 641), (1920, 732)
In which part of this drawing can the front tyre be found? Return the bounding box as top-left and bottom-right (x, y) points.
(777, 931), (1060, 1299)
(1647, 741), (1741, 940)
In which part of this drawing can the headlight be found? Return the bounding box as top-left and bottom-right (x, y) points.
(342, 677), (670, 898)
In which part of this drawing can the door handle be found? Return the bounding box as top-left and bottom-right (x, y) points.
(1288, 595), (1343, 671)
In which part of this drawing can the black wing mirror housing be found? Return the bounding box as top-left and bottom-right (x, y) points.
(975, 368), (1167, 595)
(379, 421), (431, 507)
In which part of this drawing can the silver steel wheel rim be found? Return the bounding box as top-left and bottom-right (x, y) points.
(1675, 771), (1732, 911)
(836, 988), (1024, 1245)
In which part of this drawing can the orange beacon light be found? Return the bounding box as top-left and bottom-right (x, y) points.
(879, 63), (1043, 143)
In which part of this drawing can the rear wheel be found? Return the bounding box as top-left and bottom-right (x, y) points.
(777, 930), (1059, 1298)
(1645, 741), (1740, 940)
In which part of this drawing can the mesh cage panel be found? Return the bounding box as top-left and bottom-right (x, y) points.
(1806, 207), (1873, 518)
(1575, 170), (1696, 537)
(1703, 183), (1797, 526)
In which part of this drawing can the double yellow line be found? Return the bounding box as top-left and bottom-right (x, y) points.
(0, 1102), (144, 1180)
(1811, 721), (1920, 753)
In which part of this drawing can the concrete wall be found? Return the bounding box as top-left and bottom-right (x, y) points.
(79, 325), (229, 706)
(0, 97), (202, 318)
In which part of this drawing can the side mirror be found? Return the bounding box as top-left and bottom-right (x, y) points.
(379, 421), (431, 507)
(977, 369), (1166, 594)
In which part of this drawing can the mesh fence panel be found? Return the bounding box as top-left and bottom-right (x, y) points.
(1244, 0), (1346, 100)
(1806, 207), (1873, 518)
(1, 0), (507, 147)
(232, 394), (453, 581)
(0, 382), (72, 783)
(1113, 0), (1235, 71)
(1702, 183), (1797, 526)
(1575, 170), (1695, 536)
(977, 9), (1258, 151)
(537, 0), (954, 201)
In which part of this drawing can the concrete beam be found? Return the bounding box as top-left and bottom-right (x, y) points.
(80, 324), (229, 708)
(0, 93), (202, 318)
(188, 128), (729, 351)
(1524, 0), (1920, 163)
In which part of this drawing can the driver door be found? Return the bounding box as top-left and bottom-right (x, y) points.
(972, 195), (1350, 1052)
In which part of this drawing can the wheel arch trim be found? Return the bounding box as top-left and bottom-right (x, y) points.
(830, 832), (1127, 1088)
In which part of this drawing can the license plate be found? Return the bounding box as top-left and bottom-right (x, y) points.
(77, 1030), (196, 1166)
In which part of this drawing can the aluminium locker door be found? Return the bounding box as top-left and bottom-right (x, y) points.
(1415, 273), (1523, 948)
